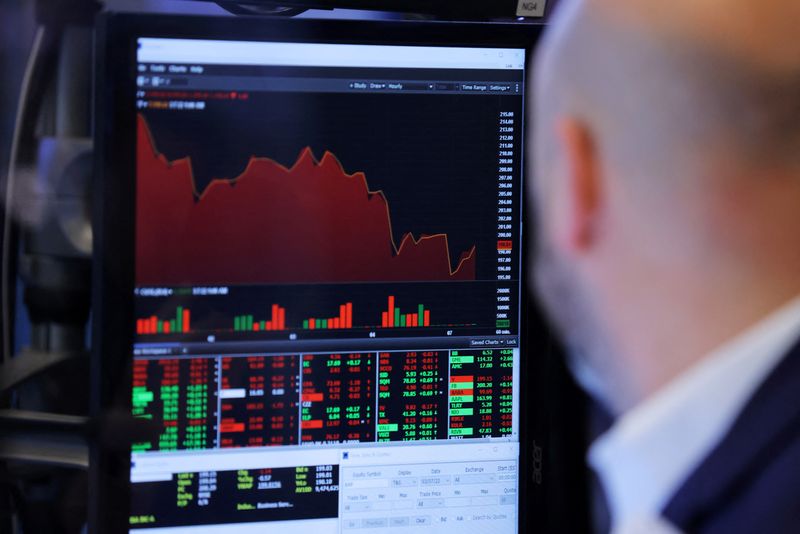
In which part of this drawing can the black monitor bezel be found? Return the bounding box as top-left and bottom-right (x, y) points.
(91, 12), (543, 533)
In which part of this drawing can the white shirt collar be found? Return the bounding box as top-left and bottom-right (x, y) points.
(588, 295), (800, 531)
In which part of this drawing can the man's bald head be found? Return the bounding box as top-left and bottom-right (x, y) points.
(536, 0), (800, 189)
(530, 0), (800, 413)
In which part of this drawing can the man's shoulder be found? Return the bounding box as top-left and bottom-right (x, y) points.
(705, 433), (800, 534)
(663, 343), (800, 533)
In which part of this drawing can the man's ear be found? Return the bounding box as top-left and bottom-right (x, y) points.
(555, 117), (601, 252)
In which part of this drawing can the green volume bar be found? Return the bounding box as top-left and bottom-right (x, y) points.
(234, 315), (255, 331)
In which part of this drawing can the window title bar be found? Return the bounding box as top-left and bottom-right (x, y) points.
(137, 38), (526, 70)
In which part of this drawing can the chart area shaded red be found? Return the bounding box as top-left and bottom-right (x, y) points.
(136, 115), (477, 286)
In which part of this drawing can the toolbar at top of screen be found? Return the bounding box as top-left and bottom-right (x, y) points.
(137, 38), (526, 70)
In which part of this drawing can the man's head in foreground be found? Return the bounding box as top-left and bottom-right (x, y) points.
(531, 0), (800, 415)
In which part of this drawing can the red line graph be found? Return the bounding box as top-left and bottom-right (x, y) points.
(136, 114), (477, 286)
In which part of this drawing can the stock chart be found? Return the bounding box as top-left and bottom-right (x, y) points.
(134, 89), (521, 341)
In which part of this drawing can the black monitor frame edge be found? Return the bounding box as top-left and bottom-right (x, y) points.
(90, 13), (544, 533)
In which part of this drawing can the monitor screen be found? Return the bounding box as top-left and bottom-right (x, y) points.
(125, 23), (529, 533)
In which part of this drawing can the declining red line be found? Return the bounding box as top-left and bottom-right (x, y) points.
(137, 114), (477, 284)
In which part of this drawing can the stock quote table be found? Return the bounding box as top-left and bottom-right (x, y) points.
(132, 348), (513, 453)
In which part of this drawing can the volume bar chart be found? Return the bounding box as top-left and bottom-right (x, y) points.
(133, 291), (477, 338)
(302, 302), (353, 330)
(234, 304), (286, 332)
(381, 296), (430, 328)
(137, 307), (191, 335)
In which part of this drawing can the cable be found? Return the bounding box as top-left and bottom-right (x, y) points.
(2, 26), (52, 363)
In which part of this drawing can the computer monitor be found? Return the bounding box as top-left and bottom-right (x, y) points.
(92, 14), (540, 533)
